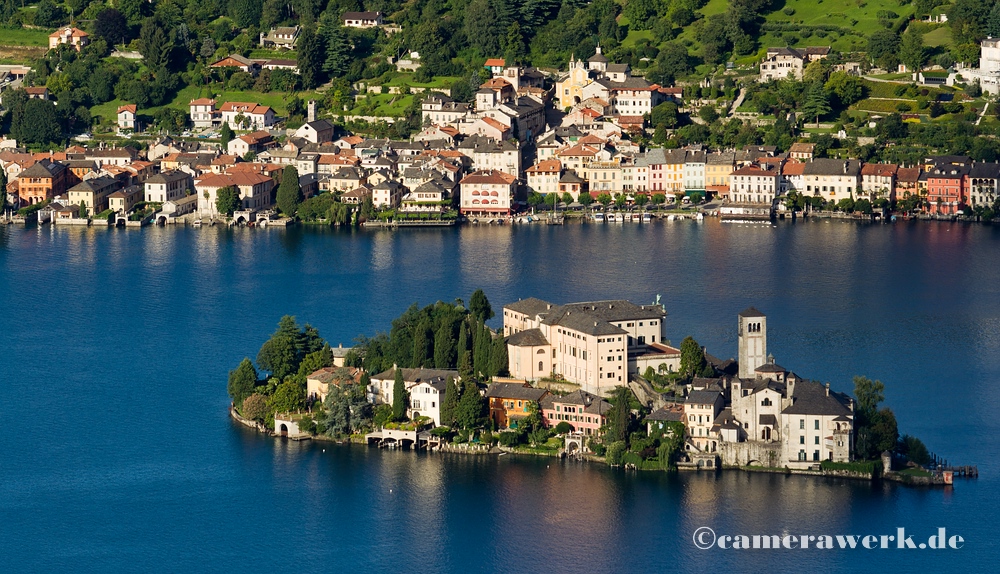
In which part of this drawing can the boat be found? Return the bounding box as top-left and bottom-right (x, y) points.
(614, 212), (625, 223)
(193, 219), (202, 227)
(667, 214), (676, 221)
(696, 213), (704, 221)
(630, 213), (642, 223)
(642, 212), (652, 223)
(592, 212), (606, 223)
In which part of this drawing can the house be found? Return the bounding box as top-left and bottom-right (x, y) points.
(539, 390), (611, 436)
(108, 187), (143, 214)
(526, 159), (562, 196)
(759, 46), (830, 82)
(228, 130), (274, 157)
(210, 54), (260, 75)
(484, 58), (506, 75)
(801, 158), (862, 203)
(788, 142), (815, 160)
(257, 58), (298, 73)
(371, 179), (403, 208)
(341, 11), (383, 28)
(504, 297), (667, 395)
(195, 171), (275, 215)
(924, 164), (969, 214)
(368, 367), (459, 409)
(259, 26), (300, 49)
(684, 390), (724, 454)
(967, 162), (1000, 209)
(896, 167), (922, 201)
(24, 87), (49, 100)
(778, 379), (854, 468)
(728, 164), (779, 205)
(117, 104), (137, 131)
(48, 27), (90, 51)
(340, 185), (372, 205)
(16, 159), (68, 205)
(84, 147), (138, 168)
(645, 403), (685, 436)
(144, 170), (192, 203)
(189, 98), (217, 128)
(218, 102), (275, 130)
(306, 366), (363, 402)
(459, 169), (517, 217)
(401, 180), (451, 213)
(485, 381), (549, 429)
(67, 176), (121, 215)
(294, 120), (336, 144)
(408, 378), (450, 426)
(860, 163), (898, 201)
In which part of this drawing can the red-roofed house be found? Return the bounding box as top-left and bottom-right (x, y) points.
(117, 104), (137, 131)
(210, 54), (260, 74)
(24, 87), (49, 100)
(484, 58), (506, 75)
(471, 116), (511, 141)
(729, 165), (779, 204)
(459, 169), (517, 217)
(526, 159), (562, 195)
(228, 130), (274, 157)
(219, 102), (275, 130)
(860, 163), (898, 201)
(48, 27), (90, 51)
(195, 171), (275, 216)
(189, 99), (217, 128)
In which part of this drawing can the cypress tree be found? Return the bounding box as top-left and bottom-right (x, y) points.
(441, 376), (460, 427)
(459, 350), (473, 379)
(411, 318), (432, 367)
(276, 165), (302, 216)
(490, 336), (509, 378)
(227, 357), (258, 407)
(473, 321), (491, 378)
(433, 323), (456, 369)
(391, 368), (407, 422)
(457, 320), (468, 355)
(456, 380), (484, 429)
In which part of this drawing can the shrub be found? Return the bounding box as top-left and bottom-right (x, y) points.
(498, 430), (523, 447)
(606, 441), (626, 465)
(783, 7), (795, 15)
(554, 421), (574, 434)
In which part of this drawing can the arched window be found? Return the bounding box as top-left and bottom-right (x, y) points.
(472, 199), (480, 205)
(491, 200), (499, 205)
(472, 190), (480, 196)
(491, 191), (499, 196)
(538, 361), (543, 371)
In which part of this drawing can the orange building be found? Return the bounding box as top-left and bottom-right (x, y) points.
(17, 160), (68, 205)
(484, 381), (549, 430)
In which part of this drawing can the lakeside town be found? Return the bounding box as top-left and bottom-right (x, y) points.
(4, 16), (1000, 228)
(228, 290), (974, 485)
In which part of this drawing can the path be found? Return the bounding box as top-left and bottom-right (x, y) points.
(728, 88), (746, 116)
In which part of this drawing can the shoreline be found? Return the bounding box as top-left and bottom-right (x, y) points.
(229, 407), (954, 487)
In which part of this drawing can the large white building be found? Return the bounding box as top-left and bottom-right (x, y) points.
(504, 298), (667, 395)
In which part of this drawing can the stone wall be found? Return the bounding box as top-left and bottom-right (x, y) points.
(718, 440), (783, 468)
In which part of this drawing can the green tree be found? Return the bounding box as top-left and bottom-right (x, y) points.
(679, 336), (708, 378)
(276, 165), (303, 215)
(457, 320), (469, 356)
(503, 21), (526, 65)
(229, 0), (263, 28)
(899, 28), (928, 73)
(411, 318), (433, 367)
(220, 122), (234, 152)
(867, 29), (901, 70)
(94, 8), (130, 46)
(800, 82), (831, 127)
(900, 434), (931, 466)
(257, 336), (297, 379)
(33, 0), (66, 27)
(391, 368), (407, 421)
(320, 14), (351, 78)
(434, 323), (456, 369)
(853, 375), (885, 423)
(13, 98), (62, 146)
(464, 0), (502, 56)
(268, 380), (305, 417)
(227, 358), (258, 406)
(441, 376), (461, 427)
(297, 26), (325, 89)
(455, 380), (484, 429)
(597, 193), (612, 207)
(469, 289), (494, 323)
(473, 321), (491, 378)
(489, 335), (509, 378)
(138, 17), (174, 73)
(650, 101), (679, 129)
(824, 72), (865, 108)
(215, 185), (242, 216)
(605, 386), (631, 444)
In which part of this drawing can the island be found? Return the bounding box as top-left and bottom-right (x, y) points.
(227, 289), (975, 485)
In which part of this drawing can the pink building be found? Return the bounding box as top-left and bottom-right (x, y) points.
(540, 390), (612, 436)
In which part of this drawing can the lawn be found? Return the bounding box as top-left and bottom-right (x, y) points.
(922, 26), (953, 49)
(90, 84), (325, 124)
(0, 27), (51, 47)
(345, 93), (414, 117)
(381, 73), (460, 89)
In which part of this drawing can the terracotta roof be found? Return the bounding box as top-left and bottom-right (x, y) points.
(481, 77), (512, 90)
(49, 27), (89, 38)
(24, 87), (47, 95)
(460, 169), (516, 185)
(479, 116), (509, 132)
(484, 58), (506, 67)
(861, 163), (898, 177)
(526, 159), (562, 173)
(731, 165), (777, 176)
(782, 162), (806, 176)
(789, 142), (816, 153)
(189, 98), (215, 106)
(557, 143), (601, 158)
(117, 104), (137, 114)
(896, 167), (921, 182)
(219, 102), (272, 115)
(485, 382), (548, 401)
(196, 172), (272, 188)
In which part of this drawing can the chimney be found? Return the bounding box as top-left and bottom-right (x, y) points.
(825, 382), (830, 396)
(843, 161), (849, 174)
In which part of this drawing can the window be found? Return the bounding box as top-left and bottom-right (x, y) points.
(814, 436), (820, 445)
(799, 436), (805, 444)
(761, 398), (772, 407)
(538, 361), (543, 371)
(800, 419), (805, 430)
(814, 420), (820, 430)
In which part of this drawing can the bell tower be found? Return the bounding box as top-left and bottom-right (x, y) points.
(738, 307), (767, 379)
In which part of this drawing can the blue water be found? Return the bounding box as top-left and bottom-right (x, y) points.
(1, 220), (997, 572)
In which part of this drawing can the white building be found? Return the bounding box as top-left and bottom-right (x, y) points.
(144, 171), (192, 203)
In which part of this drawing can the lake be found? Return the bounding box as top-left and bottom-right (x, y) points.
(0, 219), (996, 571)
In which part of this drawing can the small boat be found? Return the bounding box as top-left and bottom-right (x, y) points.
(592, 212), (606, 223)
(630, 213), (642, 223)
(614, 213), (625, 223)
(193, 219), (202, 227)
(642, 213), (652, 223)
(667, 214), (676, 221)
(696, 213), (704, 221)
